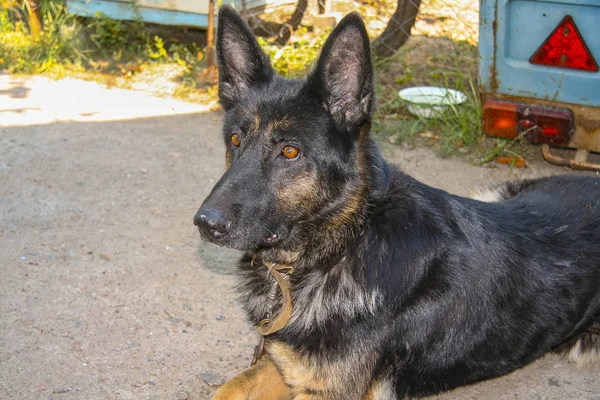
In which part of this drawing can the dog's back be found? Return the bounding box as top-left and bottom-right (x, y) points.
(475, 175), (600, 366)
(357, 171), (600, 397)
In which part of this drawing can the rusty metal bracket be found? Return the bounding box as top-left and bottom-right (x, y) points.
(542, 144), (600, 171)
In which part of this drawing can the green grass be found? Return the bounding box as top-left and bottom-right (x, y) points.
(0, 0), (205, 86)
(1, 1), (84, 73)
(258, 27), (328, 78)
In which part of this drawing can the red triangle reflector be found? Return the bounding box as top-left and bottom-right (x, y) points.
(530, 15), (599, 72)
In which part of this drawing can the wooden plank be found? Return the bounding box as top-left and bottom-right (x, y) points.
(66, 0), (209, 27)
(67, 0), (286, 15)
(66, 0), (295, 28)
(69, 0), (213, 15)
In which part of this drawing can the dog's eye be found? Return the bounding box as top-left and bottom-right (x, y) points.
(231, 133), (241, 146)
(282, 145), (299, 159)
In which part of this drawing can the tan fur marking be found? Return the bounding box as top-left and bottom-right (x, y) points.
(278, 249), (302, 264)
(276, 170), (320, 214)
(268, 341), (330, 395)
(363, 389), (375, 400)
(267, 117), (292, 134)
(565, 338), (600, 367)
(253, 114), (262, 135)
(324, 124), (371, 232)
(225, 148), (232, 169)
(267, 340), (378, 399)
(212, 340), (380, 400)
(364, 380), (397, 400)
(294, 394), (328, 400)
(471, 188), (502, 202)
(211, 355), (290, 400)
(251, 116), (292, 138)
(329, 190), (364, 229)
(260, 117), (293, 139)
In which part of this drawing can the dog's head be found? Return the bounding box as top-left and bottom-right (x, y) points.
(195, 6), (377, 259)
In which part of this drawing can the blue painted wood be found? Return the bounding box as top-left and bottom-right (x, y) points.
(479, 0), (600, 106)
(67, 0), (209, 27)
(66, 0), (291, 29)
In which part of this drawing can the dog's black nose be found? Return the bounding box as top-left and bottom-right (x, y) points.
(194, 208), (230, 239)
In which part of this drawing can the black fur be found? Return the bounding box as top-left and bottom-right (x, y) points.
(196, 7), (600, 399)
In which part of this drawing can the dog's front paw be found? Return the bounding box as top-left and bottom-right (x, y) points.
(211, 376), (290, 400)
(211, 381), (251, 400)
(210, 356), (291, 400)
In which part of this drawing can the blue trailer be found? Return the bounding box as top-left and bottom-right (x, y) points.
(479, 0), (600, 169)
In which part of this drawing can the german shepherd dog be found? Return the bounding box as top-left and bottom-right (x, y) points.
(194, 6), (600, 399)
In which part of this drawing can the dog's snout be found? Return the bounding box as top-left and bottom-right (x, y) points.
(194, 208), (230, 240)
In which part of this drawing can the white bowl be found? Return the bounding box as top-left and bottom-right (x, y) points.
(398, 86), (467, 119)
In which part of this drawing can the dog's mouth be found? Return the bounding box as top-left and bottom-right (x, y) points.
(196, 222), (289, 251)
(254, 227), (289, 249)
(263, 233), (282, 246)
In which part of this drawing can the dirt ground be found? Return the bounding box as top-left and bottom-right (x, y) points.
(1, 74), (599, 400)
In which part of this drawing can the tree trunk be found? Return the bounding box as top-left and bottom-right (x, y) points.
(206, 0), (215, 67)
(372, 0), (422, 58)
(274, 0), (308, 44)
(26, 0), (43, 40)
(317, 0), (329, 15)
(246, 0), (308, 45)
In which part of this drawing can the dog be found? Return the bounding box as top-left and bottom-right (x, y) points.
(194, 6), (600, 399)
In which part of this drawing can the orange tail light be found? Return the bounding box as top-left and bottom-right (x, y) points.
(483, 100), (574, 146)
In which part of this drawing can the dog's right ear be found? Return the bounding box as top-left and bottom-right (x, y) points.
(308, 12), (374, 132)
(217, 5), (274, 109)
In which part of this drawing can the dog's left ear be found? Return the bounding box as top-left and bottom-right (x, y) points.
(217, 5), (274, 110)
(309, 13), (374, 131)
